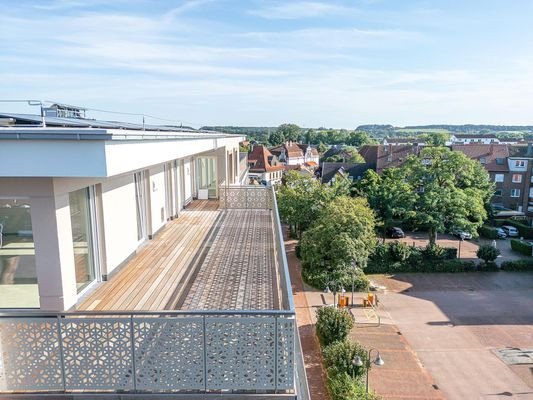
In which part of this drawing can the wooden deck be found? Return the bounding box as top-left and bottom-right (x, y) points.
(76, 200), (279, 311)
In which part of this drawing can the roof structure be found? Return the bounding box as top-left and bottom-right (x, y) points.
(320, 162), (372, 184)
(269, 141), (318, 159)
(453, 133), (498, 139)
(452, 144), (509, 171)
(247, 145), (284, 173)
(0, 112), (201, 133)
(358, 145), (378, 170)
(371, 144), (420, 172)
(508, 143), (533, 158)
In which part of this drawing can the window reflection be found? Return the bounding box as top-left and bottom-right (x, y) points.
(0, 199), (39, 308)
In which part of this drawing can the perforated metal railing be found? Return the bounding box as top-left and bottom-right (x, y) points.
(0, 310), (295, 394)
(0, 185), (309, 398)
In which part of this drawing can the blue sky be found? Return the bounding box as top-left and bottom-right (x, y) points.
(1, 0), (533, 128)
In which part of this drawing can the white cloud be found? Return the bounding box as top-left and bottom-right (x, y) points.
(249, 1), (350, 19)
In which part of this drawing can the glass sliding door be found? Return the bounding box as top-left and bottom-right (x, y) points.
(134, 171), (148, 242)
(198, 157), (217, 199)
(69, 188), (97, 293)
(0, 199), (39, 308)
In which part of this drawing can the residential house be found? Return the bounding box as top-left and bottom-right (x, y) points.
(450, 134), (501, 145)
(319, 162), (372, 185)
(0, 108), (305, 398)
(269, 140), (319, 166)
(247, 144), (285, 185)
(382, 137), (425, 146)
(451, 144), (511, 209)
(359, 144), (421, 174)
(507, 144), (533, 215)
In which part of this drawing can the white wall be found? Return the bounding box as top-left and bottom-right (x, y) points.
(148, 165), (167, 235)
(101, 174), (138, 275)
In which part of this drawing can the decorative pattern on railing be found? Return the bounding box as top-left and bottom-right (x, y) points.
(219, 186), (272, 209)
(0, 313), (295, 394)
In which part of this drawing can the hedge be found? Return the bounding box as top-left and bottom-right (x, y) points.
(478, 225), (500, 239)
(500, 260), (533, 271)
(510, 239), (533, 256)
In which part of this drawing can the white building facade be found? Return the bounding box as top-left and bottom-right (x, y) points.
(0, 127), (243, 311)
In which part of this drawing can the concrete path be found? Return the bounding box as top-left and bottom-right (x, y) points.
(371, 273), (533, 400)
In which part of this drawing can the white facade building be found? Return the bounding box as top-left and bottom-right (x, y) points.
(0, 126), (243, 311)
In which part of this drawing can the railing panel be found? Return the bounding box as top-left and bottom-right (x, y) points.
(276, 318), (295, 390)
(0, 318), (63, 391)
(133, 317), (205, 390)
(61, 317), (133, 391)
(219, 186), (272, 210)
(205, 317), (277, 390)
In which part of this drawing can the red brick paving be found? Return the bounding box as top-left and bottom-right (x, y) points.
(284, 234), (330, 400)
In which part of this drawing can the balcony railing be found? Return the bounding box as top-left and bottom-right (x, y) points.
(0, 310), (294, 394)
(0, 185), (309, 399)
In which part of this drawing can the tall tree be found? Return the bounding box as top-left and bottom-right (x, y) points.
(424, 132), (450, 147)
(276, 171), (347, 237)
(275, 123), (301, 143)
(299, 196), (377, 273)
(402, 147), (494, 245)
(356, 168), (415, 239)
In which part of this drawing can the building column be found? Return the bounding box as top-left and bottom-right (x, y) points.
(32, 193), (77, 311)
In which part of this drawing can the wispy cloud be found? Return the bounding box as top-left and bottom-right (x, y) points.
(249, 1), (351, 19)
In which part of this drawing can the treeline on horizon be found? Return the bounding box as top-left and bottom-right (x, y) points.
(201, 124), (533, 144)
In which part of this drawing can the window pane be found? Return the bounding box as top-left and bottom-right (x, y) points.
(69, 188), (96, 293)
(0, 199), (39, 308)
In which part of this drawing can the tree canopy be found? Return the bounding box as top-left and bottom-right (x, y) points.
(402, 147), (494, 245)
(299, 196), (377, 275)
(269, 123), (302, 145)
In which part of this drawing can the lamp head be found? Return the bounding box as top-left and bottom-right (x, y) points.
(374, 353), (385, 366)
(352, 356), (363, 367)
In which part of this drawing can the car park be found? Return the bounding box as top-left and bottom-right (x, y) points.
(386, 227), (405, 238)
(500, 225), (519, 237)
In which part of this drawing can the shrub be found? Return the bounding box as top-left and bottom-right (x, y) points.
(510, 239), (533, 256)
(328, 371), (382, 400)
(476, 244), (500, 264)
(389, 241), (412, 262)
(430, 259), (477, 273)
(295, 242), (301, 258)
(500, 260), (533, 271)
(323, 341), (369, 380)
(478, 225), (499, 239)
(422, 244), (456, 260)
(316, 306), (354, 346)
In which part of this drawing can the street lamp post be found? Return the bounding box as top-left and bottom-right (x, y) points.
(353, 348), (385, 393)
(351, 261), (357, 307)
(324, 280), (344, 307)
(458, 236), (464, 259)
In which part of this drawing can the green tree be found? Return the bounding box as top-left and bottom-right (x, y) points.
(276, 171), (345, 237)
(402, 147), (494, 246)
(276, 123), (301, 142)
(424, 132), (450, 147)
(356, 169), (415, 240)
(300, 196), (377, 274)
(268, 130), (285, 146)
(315, 306), (353, 346)
(347, 130), (377, 147)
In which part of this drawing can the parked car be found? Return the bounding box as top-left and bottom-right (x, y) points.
(386, 227), (405, 238)
(495, 227), (507, 239)
(501, 225), (519, 237)
(451, 229), (472, 240)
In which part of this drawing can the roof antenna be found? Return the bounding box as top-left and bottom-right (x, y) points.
(142, 115), (145, 131)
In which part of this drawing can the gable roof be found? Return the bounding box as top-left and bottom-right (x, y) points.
(320, 162), (372, 184)
(376, 144), (420, 172)
(269, 141), (319, 158)
(358, 145), (378, 170)
(451, 144), (509, 171)
(247, 145), (284, 172)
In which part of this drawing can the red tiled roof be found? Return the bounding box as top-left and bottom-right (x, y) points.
(451, 144), (509, 171)
(247, 145), (284, 172)
(376, 144), (420, 172)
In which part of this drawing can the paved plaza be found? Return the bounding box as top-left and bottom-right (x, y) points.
(371, 273), (533, 399)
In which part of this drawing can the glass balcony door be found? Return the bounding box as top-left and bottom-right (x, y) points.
(0, 198), (39, 308)
(197, 157), (217, 199)
(69, 187), (98, 293)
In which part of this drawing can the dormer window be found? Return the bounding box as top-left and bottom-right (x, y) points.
(479, 157), (486, 164)
(496, 158), (504, 165)
(515, 160), (526, 168)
